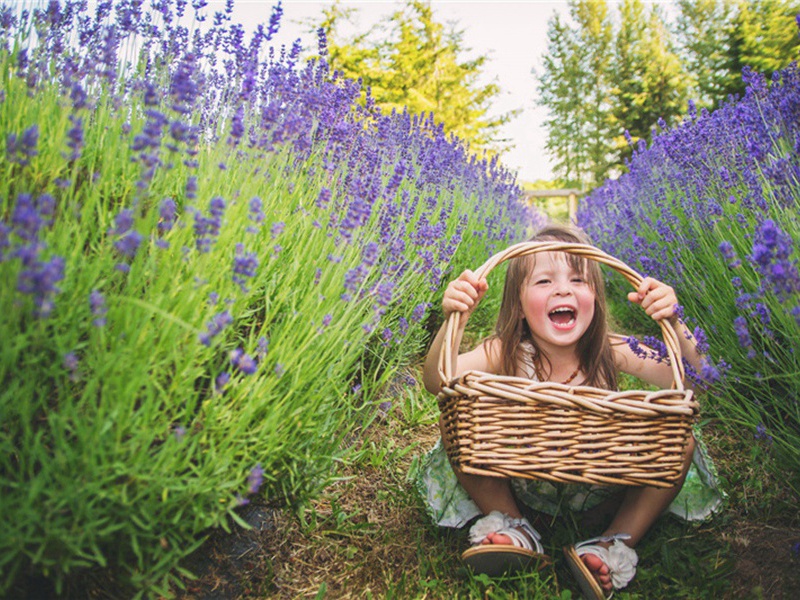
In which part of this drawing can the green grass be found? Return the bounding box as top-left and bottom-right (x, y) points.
(150, 366), (799, 600)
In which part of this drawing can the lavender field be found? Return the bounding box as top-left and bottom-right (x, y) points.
(578, 62), (800, 485)
(1, 0), (798, 597)
(0, 1), (541, 595)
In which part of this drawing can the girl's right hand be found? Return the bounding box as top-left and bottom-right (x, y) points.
(442, 270), (488, 317)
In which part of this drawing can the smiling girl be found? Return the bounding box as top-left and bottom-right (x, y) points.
(419, 224), (721, 599)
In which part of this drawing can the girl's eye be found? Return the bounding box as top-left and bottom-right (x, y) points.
(571, 277), (585, 283)
(535, 279), (550, 285)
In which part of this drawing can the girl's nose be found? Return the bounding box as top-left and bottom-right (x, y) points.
(554, 281), (572, 295)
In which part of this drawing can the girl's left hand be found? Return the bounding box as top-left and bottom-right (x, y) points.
(627, 277), (679, 321)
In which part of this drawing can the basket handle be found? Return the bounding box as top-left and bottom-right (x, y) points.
(438, 241), (686, 391)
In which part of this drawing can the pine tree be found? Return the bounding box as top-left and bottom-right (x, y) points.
(611, 0), (688, 161)
(316, 1), (515, 153)
(674, 0), (738, 110)
(536, 14), (588, 187)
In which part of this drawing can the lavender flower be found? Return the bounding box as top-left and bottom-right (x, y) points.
(232, 243), (258, 290)
(89, 289), (108, 326)
(215, 371), (231, 395)
(6, 124), (38, 166)
(230, 347), (257, 375)
(17, 254), (65, 317)
(199, 310), (232, 345)
(247, 463), (264, 494)
(158, 198), (177, 233)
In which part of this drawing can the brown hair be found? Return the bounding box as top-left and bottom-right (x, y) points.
(489, 224), (618, 390)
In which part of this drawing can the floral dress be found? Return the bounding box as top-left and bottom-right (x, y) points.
(415, 348), (724, 529)
(415, 428), (724, 529)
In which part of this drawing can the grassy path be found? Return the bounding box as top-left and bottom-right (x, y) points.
(173, 371), (800, 599)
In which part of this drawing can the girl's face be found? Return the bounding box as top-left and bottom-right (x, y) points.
(520, 251), (596, 352)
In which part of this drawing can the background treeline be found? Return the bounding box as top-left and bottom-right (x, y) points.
(538, 0), (800, 188)
(313, 0), (517, 157)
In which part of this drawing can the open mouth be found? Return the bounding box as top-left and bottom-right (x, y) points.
(548, 306), (576, 328)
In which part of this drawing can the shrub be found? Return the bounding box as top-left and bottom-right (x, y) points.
(578, 64), (800, 490)
(0, 1), (543, 594)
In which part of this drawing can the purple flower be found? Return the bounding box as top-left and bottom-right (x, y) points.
(270, 221), (284, 238)
(199, 310), (232, 345)
(11, 193), (43, 241)
(63, 352), (79, 379)
(754, 423), (773, 444)
(6, 124), (38, 166)
(173, 425), (187, 440)
(17, 254), (65, 317)
(257, 336), (269, 358)
(90, 289), (108, 326)
(113, 230), (143, 258)
(733, 316), (752, 348)
(230, 347), (257, 375)
(247, 463), (264, 494)
(195, 197), (225, 253)
(316, 188), (331, 209)
(215, 371), (231, 395)
(158, 198), (177, 233)
(411, 303), (429, 323)
(232, 243), (258, 289)
(249, 197), (265, 224)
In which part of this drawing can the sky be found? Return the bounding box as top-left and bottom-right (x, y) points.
(226, 0), (572, 183)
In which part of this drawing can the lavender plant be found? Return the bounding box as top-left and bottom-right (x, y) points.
(578, 63), (800, 487)
(0, 0), (541, 595)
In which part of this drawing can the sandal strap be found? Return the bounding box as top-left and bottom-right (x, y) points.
(574, 534), (638, 591)
(468, 511), (545, 554)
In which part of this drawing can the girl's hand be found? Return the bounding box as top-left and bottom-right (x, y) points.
(443, 270), (488, 317)
(627, 277), (679, 321)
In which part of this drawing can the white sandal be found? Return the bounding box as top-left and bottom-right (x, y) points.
(461, 510), (550, 577)
(563, 534), (638, 599)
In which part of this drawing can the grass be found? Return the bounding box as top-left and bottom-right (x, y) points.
(164, 366), (800, 600)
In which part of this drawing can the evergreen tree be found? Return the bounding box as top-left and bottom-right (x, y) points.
(676, 0), (800, 107)
(572, 0), (615, 187)
(536, 14), (588, 187)
(316, 1), (514, 153)
(674, 0), (738, 110)
(611, 0), (688, 161)
(536, 0), (615, 188)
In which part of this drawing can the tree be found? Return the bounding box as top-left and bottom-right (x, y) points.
(572, 0), (615, 187)
(674, 0), (739, 110)
(730, 0), (800, 95)
(316, 1), (515, 154)
(611, 0), (688, 162)
(675, 0), (800, 107)
(536, 0), (615, 188)
(536, 14), (588, 187)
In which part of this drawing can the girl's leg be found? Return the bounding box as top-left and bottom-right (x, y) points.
(583, 435), (697, 592)
(440, 418), (527, 545)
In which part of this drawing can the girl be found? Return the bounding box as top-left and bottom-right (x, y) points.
(420, 225), (721, 599)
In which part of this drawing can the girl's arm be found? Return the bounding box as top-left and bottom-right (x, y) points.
(613, 277), (704, 389)
(422, 270), (496, 394)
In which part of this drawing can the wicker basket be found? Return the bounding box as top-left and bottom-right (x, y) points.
(437, 241), (699, 488)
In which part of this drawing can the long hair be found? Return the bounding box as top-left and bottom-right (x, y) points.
(489, 224), (618, 390)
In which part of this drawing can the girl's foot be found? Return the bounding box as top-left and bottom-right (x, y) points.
(480, 527), (535, 547)
(563, 534), (637, 599)
(582, 551), (613, 593)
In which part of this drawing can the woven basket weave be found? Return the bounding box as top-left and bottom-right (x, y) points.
(437, 241), (699, 488)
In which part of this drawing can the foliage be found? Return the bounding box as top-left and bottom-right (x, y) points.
(675, 0), (800, 110)
(577, 63), (800, 491)
(538, 0), (799, 186)
(537, 0), (688, 187)
(0, 0), (543, 594)
(316, 0), (516, 155)
(612, 0), (688, 164)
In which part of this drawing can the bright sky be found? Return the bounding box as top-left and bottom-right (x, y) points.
(228, 0), (570, 183)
